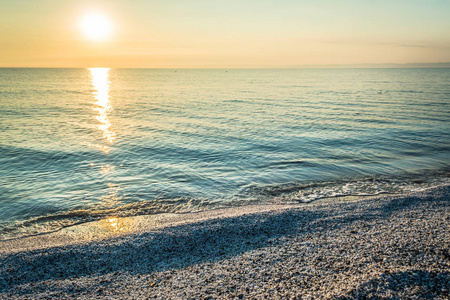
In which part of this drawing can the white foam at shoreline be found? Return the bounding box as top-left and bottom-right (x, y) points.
(0, 184), (445, 254)
(2, 174), (449, 243)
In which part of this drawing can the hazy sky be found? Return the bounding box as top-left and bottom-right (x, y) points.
(1, 0), (450, 68)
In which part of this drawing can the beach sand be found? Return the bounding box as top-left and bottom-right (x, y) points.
(1, 186), (449, 299)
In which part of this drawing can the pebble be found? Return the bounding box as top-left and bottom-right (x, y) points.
(0, 186), (449, 299)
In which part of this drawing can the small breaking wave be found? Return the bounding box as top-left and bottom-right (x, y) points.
(243, 171), (450, 203)
(1, 170), (449, 241)
(0, 197), (212, 241)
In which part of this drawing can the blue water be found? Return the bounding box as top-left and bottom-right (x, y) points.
(1, 68), (449, 238)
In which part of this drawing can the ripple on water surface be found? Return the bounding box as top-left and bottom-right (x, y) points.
(0, 68), (449, 239)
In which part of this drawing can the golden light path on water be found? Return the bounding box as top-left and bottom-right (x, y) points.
(89, 68), (123, 231)
(90, 67), (115, 153)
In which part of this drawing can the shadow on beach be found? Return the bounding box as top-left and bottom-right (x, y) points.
(1, 187), (449, 298)
(337, 270), (450, 299)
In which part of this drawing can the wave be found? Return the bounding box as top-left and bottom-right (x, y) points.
(247, 176), (450, 202)
(1, 170), (448, 241)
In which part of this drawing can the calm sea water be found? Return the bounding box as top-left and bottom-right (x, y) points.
(1, 68), (449, 239)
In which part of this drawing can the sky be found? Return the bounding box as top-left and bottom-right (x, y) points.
(1, 0), (450, 68)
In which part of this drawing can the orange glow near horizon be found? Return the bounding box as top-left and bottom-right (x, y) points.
(0, 1), (449, 67)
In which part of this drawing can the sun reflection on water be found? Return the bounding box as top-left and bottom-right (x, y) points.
(98, 217), (126, 233)
(107, 217), (122, 231)
(89, 68), (115, 152)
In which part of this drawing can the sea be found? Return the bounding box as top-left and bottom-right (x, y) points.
(1, 68), (449, 240)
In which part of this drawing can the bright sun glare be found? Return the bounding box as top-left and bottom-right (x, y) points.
(79, 13), (112, 41)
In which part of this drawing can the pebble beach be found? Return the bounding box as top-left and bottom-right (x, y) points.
(1, 186), (449, 299)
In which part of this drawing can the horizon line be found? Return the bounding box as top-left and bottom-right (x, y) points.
(2, 62), (450, 69)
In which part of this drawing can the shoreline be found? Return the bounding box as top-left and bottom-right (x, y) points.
(1, 185), (449, 299)
(0, 192), (395, 253)
(2, 170), (449, 243)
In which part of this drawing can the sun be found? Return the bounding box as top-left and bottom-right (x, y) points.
(79, 12), (113, 41)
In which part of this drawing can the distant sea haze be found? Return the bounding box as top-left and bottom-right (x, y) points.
(292, 62), (450, 68)
(0, 68), (449, 239)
